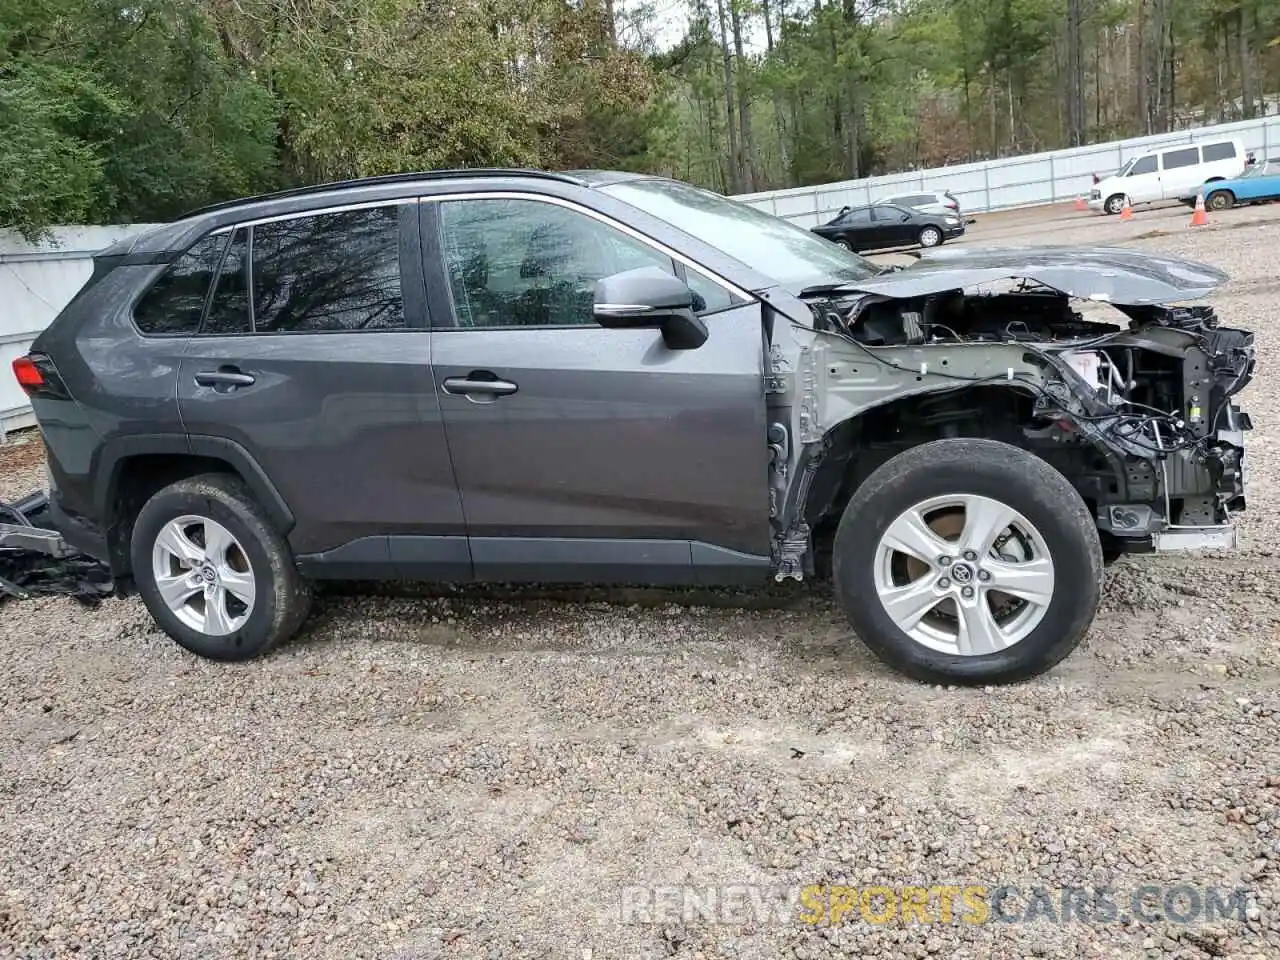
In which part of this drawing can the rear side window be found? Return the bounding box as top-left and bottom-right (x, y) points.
(251, 207), (405, 333)
(1201, 141), (1237, 162)
(133, 234), (227, 335)
(1162, 147), (1200, 170)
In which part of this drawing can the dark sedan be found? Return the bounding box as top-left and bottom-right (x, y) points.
(811, 202), (965, 252)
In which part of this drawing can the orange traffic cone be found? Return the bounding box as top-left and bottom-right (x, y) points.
(1189, 192), (1209, 227)
(1119, 198), (1133, 221)
(1074, 196), (1088, 211)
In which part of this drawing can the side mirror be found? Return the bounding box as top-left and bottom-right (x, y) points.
(593, 267), (709, 350)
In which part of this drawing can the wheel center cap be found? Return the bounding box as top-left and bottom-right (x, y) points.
(950, 562), (974, 585)
(200, 565), (218, 584)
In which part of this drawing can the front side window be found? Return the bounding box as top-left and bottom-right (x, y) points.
(252, 207), (405, 333)
(873, 205), (908, 221)
(133, 234), (227, 335)
(1128, 155), (1158, 176)
(1162, 147), (1200, 170)
(438, 198), (680, 329)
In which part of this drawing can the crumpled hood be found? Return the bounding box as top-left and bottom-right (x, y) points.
(844, 245), (1229, 305)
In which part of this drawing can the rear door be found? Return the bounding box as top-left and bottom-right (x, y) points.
(176, 201), (469, 575)
(838, 206), (876, 249)
(422, 193), (770, 585)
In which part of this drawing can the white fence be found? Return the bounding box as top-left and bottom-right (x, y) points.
(1, 225), (158, 435)
(734, 115), (1280, 228)
(3, 114), (1279, 433)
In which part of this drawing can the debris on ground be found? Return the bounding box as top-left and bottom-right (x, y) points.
(0, 492), (113, 604)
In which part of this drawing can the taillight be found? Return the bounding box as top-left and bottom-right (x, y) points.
(13, 353), (68, 399)
(13, 356), (44, 393)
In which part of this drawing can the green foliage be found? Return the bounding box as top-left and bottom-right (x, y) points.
(3, 0), (1279, 235)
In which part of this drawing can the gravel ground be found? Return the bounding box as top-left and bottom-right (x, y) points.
(2, 204), (1280, 959)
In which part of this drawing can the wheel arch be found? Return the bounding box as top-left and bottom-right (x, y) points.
(94, 435), (294, 575)
(793, 385), (1121, 574)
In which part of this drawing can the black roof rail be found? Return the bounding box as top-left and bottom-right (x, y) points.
(177, 168), (586, 220)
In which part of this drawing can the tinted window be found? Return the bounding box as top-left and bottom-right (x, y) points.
(252, 206), (405, 333)
(204, 229), (251, 336)
(903, 194), (935, 206)
(1128, 155), (1158, 176)
(1201, 141), (1237, 162)
(133, 234), (227, 335)
(841, 207), (873, 223)
(873, 205), (910, 221)
(439, 198), (678, 328)
(1162, 147), (1200, 170)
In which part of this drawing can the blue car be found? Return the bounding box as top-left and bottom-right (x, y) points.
(1179, 159), (1280, 210)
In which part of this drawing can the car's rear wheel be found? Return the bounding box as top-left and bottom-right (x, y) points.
(836, 238), (855, 251)
(832, 438), (1103, 685)
(918, 225), (943, 248)
(130, 473), (311, 661)
(1206, 190), (1234, 211)
(1104, 194), (1126, 215)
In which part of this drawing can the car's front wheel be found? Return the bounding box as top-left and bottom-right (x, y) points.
(832, 438), (1103, 685)
(918, 225), (943, 247)
(130, 473), (312, 661)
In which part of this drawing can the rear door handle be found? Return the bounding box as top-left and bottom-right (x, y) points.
(442, 376), (518, 397)
(195, 369), (256, 388)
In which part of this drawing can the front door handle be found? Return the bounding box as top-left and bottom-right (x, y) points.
(442, 376), (518, 398)
(195, 369), (256, 389)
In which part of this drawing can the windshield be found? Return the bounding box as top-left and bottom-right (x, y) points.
(1115, 158), (1135, 177)
(598, 177), (880, 292)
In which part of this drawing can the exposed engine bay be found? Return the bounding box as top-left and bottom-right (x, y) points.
(771, 251), (1255, 574)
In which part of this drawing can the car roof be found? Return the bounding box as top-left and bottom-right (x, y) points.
(101, 167), (661, 261)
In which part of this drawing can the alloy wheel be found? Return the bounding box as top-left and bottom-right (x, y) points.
(151, 515), (256, 636)
(872, 494), (1055, 656)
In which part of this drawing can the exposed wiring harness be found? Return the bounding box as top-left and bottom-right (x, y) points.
(818, 308), (1231, 459)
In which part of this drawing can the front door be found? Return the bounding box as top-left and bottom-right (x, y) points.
(423, 194), (771, 586)
(873, 204), (916, 246)
(176, 201), (469, 576)
(1123, 154), (1162, 202)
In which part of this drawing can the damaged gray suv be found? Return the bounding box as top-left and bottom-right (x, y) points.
(15, 170), (1254, 683)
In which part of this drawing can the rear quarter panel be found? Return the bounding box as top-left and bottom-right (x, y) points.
(30, 264), (186, 518)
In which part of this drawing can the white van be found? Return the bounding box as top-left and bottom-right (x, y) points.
(1088, 138), (1246, 214)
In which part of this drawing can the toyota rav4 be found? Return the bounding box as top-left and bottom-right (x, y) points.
(11, 169), (1254, 683)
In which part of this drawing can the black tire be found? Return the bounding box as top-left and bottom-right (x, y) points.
(1104, 194), (1126, 215)
(836, 238), (855, 251)
(831, 438), (1103, 685)
(1206, 190), (1234, 211)
(130, 473), (311, 661)
(918, 225), (943, 248)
